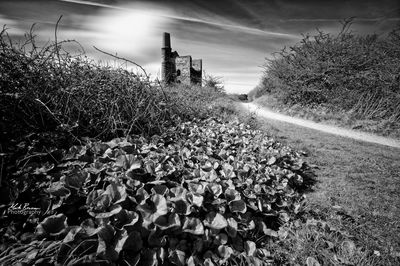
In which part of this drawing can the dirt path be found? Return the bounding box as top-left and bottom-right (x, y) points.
(239, 102), (400, 260)
(243, 102), (400, 148)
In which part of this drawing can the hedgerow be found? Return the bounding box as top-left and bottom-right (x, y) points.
(249, 20), (400, 123)
(0, 26), (226, 142)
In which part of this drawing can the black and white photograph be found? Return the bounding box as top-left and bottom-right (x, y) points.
(0, 0), (399, 265)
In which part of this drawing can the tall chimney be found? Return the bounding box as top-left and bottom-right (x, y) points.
(162, 32), (171, 48)
(161, 32), (172, 82)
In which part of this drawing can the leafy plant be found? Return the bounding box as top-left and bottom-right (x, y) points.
(0, 118), (316, 265)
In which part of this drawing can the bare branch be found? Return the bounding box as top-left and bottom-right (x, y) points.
(93, 46), (149, 79)
(55, 15), (63, 65)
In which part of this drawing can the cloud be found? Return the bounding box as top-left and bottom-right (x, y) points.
(83, 9), (167, 57)
(60, 0), (297, 38)
(0, 15), (26, 35)
(60, 0), (124, 10)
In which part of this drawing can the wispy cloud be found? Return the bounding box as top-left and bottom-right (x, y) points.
(60, 0), (124, 10)
(0, 15), (26, 35)
(60, 0), (296, 38)
(283, 17), (400, 22)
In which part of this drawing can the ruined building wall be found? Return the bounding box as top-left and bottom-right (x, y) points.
(191, 59), (202, 85)
(161, 32), (202, 86)
(175, 56), (192, 85)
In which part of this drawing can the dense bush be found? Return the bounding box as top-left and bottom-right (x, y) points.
(0, 27), (227, 143)
(249, 21), (400, 123)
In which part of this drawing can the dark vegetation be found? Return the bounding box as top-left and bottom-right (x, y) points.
(226, 94), (248, 102)
(249, 20), (400, 137)
(0, 27), (319, 265)
(0, 26), (227, 142)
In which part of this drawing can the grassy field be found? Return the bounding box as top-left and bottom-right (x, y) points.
(239, 104), (400, 265)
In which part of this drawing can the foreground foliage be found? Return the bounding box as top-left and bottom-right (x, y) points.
(0, 118), (316, 265)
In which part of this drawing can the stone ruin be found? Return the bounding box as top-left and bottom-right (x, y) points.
(161, 32), (202, 86)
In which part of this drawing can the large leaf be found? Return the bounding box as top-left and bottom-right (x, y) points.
(245, 240), (257, 256)
(206, 183), (222, 197)
(145, 159), (156, 175)
(86, 162), (106, 175)
(224, 188), (241, 203)
(80, 218), (101, 237)
(258, 221), (278, 238)
(201, 161), (213, 172)
(63, 226), (82, 243)
(65, 145), (87, 160)
(65, 167), (89, 190)
(87, 192), (111, 211)
(123, 231), (143, 253)
(306, 257), (321, 266)
(96, 225), (117, 261)
(137, 194), (168, 225)
(187, 182), (205, 195)
(187, 192), (204, 207)
(116, 154), (142, 171)
(174, 199), (192, 215)
(229, 199), (247, 213)
(154, 213), (181, 230)
(221, 163), (236, 179)
(86, 189), (105, 205)
(151, 184), (169, 196)
(114, 209), (139, 229)
(36, 214), (68, 236)
(105, 183), (127, 204)
(135, 187), (150, 205)
(218, 245), (234, 260)
(182, 217), (204, 235)
(140, 248), (158, 266)
(47, 181), (71, 197)
(88, 203), (122, 219)
(169, 186), (188, 202)
(91, 142), (110, 155)
(226, 217), (238, 237)
(148, 229), (167, 247)
(204, 212), (228, 230)
(169, 249), (186, 266)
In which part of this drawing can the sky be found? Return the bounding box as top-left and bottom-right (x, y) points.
(1, 0), (399, 93)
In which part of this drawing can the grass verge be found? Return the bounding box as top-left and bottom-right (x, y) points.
(253, 95), (400, 139)
(237, 103), (400, 265)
